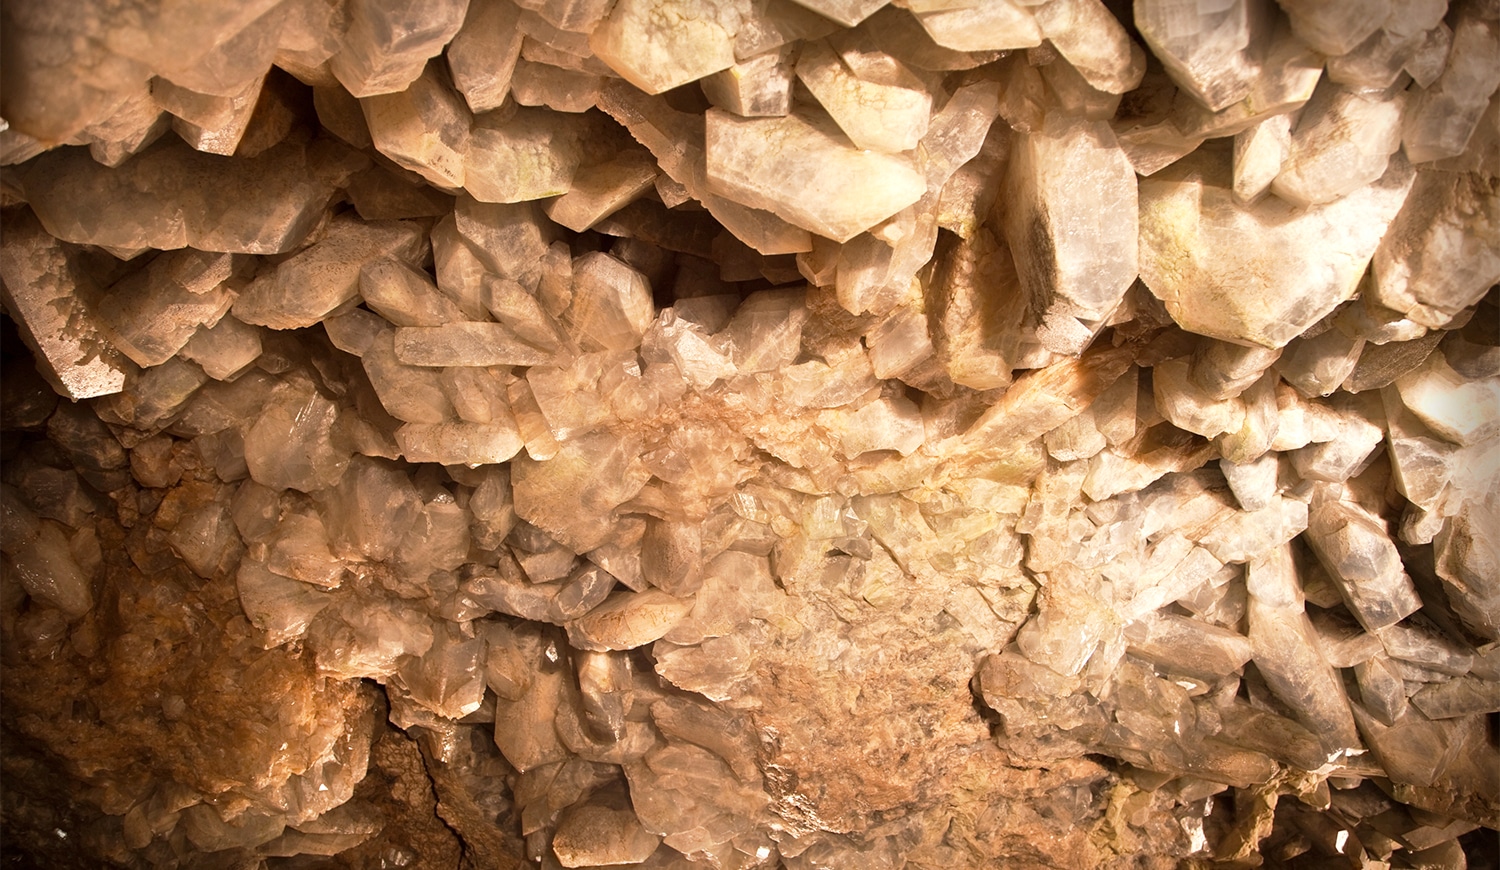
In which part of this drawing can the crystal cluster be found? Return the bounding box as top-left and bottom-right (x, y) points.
(1, 0), (1497, 867)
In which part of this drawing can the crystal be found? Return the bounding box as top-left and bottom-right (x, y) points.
(1245, 544), (1362, 756)
(1379, 615), (1475, 676)
(1232, 111), (1292, 203)
(93, 249), (236, 368)
(180, 315), (264, 380)
(1371, 168), (1500, 330)
(589, 0), (741, 93)
(21, 137), (336, 255)
(1394, 351), (1500, 446)
(1030, 0), (1146, 95)
(454, 196), (554, 283)
(1124, 612), (1254, 679)
(234, 216), (427, 329)
(236, 558), (336, 646)
(927, 228), (1025, 390)
(701, 48), (796, 117)
(1304, 487), (1422, 632)
(153, 74), (264, 157)
(552, 790), (662, 867)
(448, 0), (526, 113)
(567, 252), (658, 352)
(243, 375), (349, 492)
(360, 62), (472, 190)
(390, 322), (552, 367)
(1002, 113), (1138, 352)
(1400, 10), (1500, 164)
(3, 516), (95, 617)
(74, 84), (170, 167)
(567, 589), (695, 651)
(396, 420), (524, 465)
(1410, 674), (1500, 720)
(0, 211), (130, 399)
(795, 39), (932, 154)
(1134, 0), (1253, 112)
(912, 0), (1041, 52)
(363, 331), (461, 423)
(1167, 10), (1323, 141)
(1140, 149), (1415, 349)
(465, 106), (585, 203)
(330, 0), (470, 98)
(1275, 0), (1389, 57)
(1273, 81), (1407, 208)
(512, 431), (650, 552)
(544, 148), (660, 232)
(704, 108), (926, 243)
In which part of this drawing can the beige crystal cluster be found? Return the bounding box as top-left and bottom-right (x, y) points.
(1, 0), (1498, 867)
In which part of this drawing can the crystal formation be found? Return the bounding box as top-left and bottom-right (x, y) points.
(1, 0), (1498, 868)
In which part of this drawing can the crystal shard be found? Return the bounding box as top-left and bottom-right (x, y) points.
(1002, 113), (1138, 353)
(447, 0), (526, 113)
(331, 0), (470, 98)
(464, 107), (584, 203)
(234, 216), (426, 329)
(1134, 0), (1253, 112)
(1401, 10), (1500, 164)
(1305, 488), (1423, 632)
(361, 62), (472, 190)
(1271, 81), (1407, 207)
(589, 0), (741, 93)
(795, 39), (932, 154)
(913, 0), (1041, 52)
(704, 108), (926, 242)
(0, 211), (130, 399)
(1140, 149), (1415, 348)
(1275, 0), (1389, 57)
(20, 138), (336, 255)
(1372, 168), (1500, 329)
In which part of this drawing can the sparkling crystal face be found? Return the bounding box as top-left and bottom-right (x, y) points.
(2, 0), (1499, 866)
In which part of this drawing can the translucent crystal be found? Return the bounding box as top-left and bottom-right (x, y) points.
(1400, 10), (1500, 164)
(1135, 0), (1253, 112)
(704, 108), (926, 243)
(1372, 168), (1500, 329)
(913, 0), (1041, 52)
(20, 137), (336, 255)
(1002, 113), (1138, 348)
(361, 62), (472, 190)
(447, 0), (526, 113)
(795, 39), (932, 153)
(701, 48), (796, 117)
(1031, 0), (1147, 95)
(543, 148), (660, 232)
(1140, 149), (1415, 349)
(0, 211), (130, 399)
(330, 0), (470, 98)
(589, 0), (741, 93)
(1275, 0), (1389, 56)
(234, 215), (426, 329)
(243, 376), (349, 492)
(1271, 81), (1407, 207)
(465, 107), (584, 203)
(1245, 545), (1362, 756)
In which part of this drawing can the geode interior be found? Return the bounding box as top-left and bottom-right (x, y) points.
(1, 0), (1498, 867)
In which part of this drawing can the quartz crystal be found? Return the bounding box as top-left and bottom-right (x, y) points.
(1140, 149), (1416, 348)
(3, 1), (1498, 868)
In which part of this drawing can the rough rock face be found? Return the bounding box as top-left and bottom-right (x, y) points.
(1, 0), (1498, 868)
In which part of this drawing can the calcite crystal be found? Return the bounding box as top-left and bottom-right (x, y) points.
(2, 0), (1499, 868)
